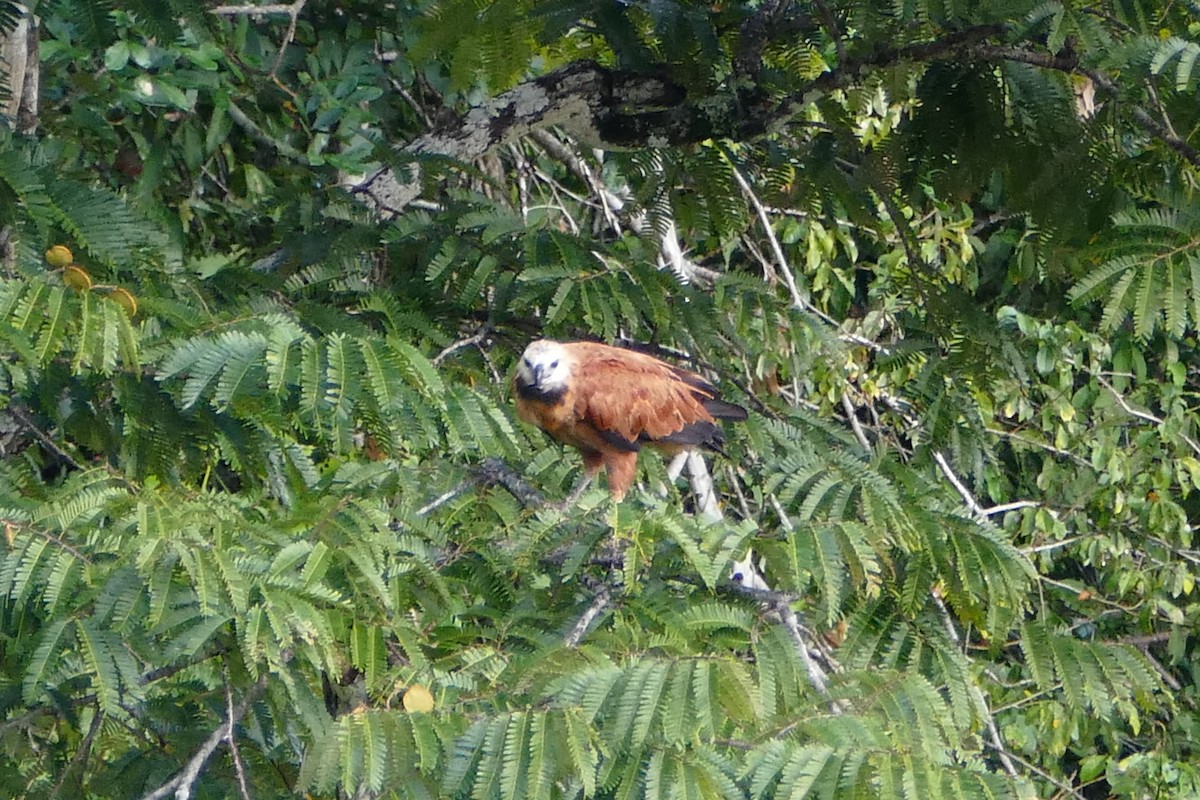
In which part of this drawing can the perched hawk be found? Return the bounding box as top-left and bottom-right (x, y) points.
(513, 339), (748, 501)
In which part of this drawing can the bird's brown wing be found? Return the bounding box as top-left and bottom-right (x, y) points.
(565, 342), (718, 448)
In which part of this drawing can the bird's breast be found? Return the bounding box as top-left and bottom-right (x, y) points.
(514, 380), (576, 433)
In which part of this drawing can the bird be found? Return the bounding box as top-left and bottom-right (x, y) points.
(513, 339), (748, 503)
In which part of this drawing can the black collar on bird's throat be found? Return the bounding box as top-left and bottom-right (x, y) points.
(515, 375), (568, 404)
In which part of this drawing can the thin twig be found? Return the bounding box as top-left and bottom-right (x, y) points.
(2, 518), (92, 563)
(933, 450), (985, 517)
(415, 484), (474, 517)
(987, 426), (1093, 468)
(769, 493), (796, 533)
(210, 3), (295, 13)
(981, 500), (1039, 516)
(840, 393), (873, 451)
(226, 102), (306, 161)
(729, 582), (843, 711)
(433, 328), (489, 366)
(139, 672), (270, 800)
(1097, 375), (1200, 458)
(726, 464), (756, 521)
(932, 594), (1019, 777)
(8, 405), (83, 470)
(727, 155), (808, 310)
(530, 131), (624, 236)
(988, 745), (1090, 800)
(50, 705), (103, 800)
(1021, 535), (1085, 555)
(1140, 648), (1182, 692)
(415, 458), (548, 518)
(225, 678), (253, 800)
(269, 0), (306, 80)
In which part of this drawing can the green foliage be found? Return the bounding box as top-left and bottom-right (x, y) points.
(1070, 200), (1200, 338)
(1, 0), (1199, 798)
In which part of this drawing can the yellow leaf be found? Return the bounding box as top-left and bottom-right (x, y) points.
(403, 684), (434, 713)
(107, 287), (138, 316)
(63, 265), (93, 291)
(44, 245), (73, 268)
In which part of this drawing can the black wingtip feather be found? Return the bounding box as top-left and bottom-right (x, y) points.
(642, 421), (727, 452)
(702, 398), (748, 421)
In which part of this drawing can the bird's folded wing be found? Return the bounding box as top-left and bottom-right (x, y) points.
(568, 346), (716, 446)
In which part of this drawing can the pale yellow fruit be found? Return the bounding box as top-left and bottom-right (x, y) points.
(45, 245), (73, 268)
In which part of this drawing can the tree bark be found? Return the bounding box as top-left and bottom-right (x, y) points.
(347, 24), (1016, 218)
(1, 3), (39, 134)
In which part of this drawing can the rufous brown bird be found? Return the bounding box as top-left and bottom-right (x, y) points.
(513, 340), (747, 502)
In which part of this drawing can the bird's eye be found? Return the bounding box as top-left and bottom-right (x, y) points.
(523, 358), (532, 368)
(550, 360), (559, 369)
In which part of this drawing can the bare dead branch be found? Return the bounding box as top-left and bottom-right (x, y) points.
(727, 154), (809, 309)
(139, 671), (270, 800)
(933, 450), (985, 517)
(210, 3), (296, 14)
(1096, 374), (1200, 458)
(564, 585), (613, 647)
(982, 500), (1039, 516)
(225, 679), (254, 800)
(432, 327), (490, 366)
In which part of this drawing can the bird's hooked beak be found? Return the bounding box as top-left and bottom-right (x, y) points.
(530, 363), (543, 385)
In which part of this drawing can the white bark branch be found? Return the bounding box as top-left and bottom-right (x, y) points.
(564, 585), (613, 647)
(139, 672), (269, 800)
(1097, 375), (1200, 459)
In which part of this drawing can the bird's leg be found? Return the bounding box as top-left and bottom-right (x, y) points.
(604, 453), (638, 558)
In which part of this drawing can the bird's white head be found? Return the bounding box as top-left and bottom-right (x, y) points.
(517, 339), (572, 393)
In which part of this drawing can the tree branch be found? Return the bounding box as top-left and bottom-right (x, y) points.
(1096, 374), (1200, 458)
(563, 584), (613, 647)
(347, 26), (1011, 215)
(931, 592), (1019, 778)
(972, 45), (1200, 168)
(225, 678), (254, 800)
(330, 22), (1198, 219)
(50, 706), (103, 800)
(352, 62), (684, 217)
(725, 581), (843, 711)
(139, 672), (270, 800)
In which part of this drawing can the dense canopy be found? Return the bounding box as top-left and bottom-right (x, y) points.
(2, 0), (1200, 798)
